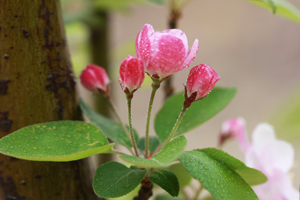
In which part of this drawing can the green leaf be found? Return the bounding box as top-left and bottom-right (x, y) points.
(168, 163), (192, 187)
(179, 150), (259, 200)
(200, 148), (267, 185)
(120, 136), (187, 168)
(251, 0), (300, 24)
(0, 121), (115, 161)
(155, 195), (184, 200)
(149, 169), (179, 197)
(93, 161), (146, 198)
(80, 99), (138, 148)
(155, 87), (237, 142)
(109, 185), (141, 200)
(137, 136), (160, 154)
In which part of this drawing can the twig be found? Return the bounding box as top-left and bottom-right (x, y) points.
(133, 179), (153, 200)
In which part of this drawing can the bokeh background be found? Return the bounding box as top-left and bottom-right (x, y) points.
(62, 0), (300, 197)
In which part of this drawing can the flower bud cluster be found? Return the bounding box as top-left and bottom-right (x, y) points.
(80, 24), (220, 104)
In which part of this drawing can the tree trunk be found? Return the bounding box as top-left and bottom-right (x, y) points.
(0, 0), (99, 199)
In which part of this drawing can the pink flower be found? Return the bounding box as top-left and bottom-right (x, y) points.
(135, 24), (199, 81)
(245, 123), (299, 200)
(80, 64), (110, 96)
(119, 55), (145, 95)
(184, 64), (220, 107)
(219, 117), (249, 151)
(221, 119), (299, 200)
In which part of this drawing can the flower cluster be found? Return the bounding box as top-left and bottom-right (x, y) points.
(80, 24), (220, 104)
(220, 118), (299, 200)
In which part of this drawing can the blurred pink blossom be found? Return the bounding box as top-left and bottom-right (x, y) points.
(221, 118), (299, 200)
(135, 24), (199, 81)
(219, 117), (249, 151)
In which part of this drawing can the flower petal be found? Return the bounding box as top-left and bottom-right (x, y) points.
(252, 123), (276, 147)
(253, 170), (299, 200)
(182, 39), (199, 68)
(248, 123), (295, 173)
(135, 24), (153, 63)
(161, 29), (188, 51)
(147, 34), (187, 78)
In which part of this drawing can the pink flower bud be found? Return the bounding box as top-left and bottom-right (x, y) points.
(80, 64), (110, 96)
(219, 117), (249, 151)
(136, 24), (199, 81)
(119, 55), (145, 95)
(184, 64), (220, 107)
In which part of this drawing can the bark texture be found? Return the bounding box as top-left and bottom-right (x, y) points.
(0, 0), (99, 199)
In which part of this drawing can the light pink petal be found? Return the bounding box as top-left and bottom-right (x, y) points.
(147, 34), (187, 78)
(182, 39), (199, 68)
(249, 123), (295, 173)
(135, 24), (154, 63)
(268, 140), (294, 173)
(252, 123), (276, 147)
(161, 29), (188, 51)
(253, 170), (299, 200)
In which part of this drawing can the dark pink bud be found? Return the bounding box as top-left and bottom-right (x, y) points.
(119, 55), (145, 95)
(184, 64), (220, 107)
(80, 64), (110, 96)
(136, 24), (199, 81)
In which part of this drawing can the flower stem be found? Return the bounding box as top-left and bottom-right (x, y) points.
(105, 97), (131, 141)
(164, 105), (188, 145)
(126, 96), (139, 157)
(105, 97), (134, 155)
(145, 82), (160, 158)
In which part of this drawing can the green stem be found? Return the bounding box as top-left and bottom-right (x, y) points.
(105, 97), (131, 140)
(105, 97), (134, 155)
(145, 168), (153, 178)
(164, 105), (188, 144)
(145, 83), (160, 158)
(126, 96), (139, 157)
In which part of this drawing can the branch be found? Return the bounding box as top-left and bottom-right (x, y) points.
(133, 179), (153, 200)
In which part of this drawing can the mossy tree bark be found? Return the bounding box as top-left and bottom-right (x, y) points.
(0, 0), (99, 199)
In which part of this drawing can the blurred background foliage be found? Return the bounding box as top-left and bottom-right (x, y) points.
(61, 0), (300, 141)
(60, 0), (300, 198)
